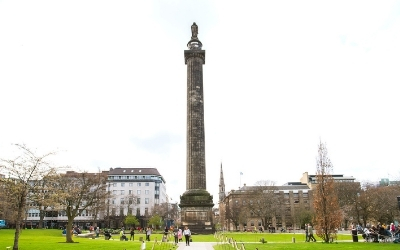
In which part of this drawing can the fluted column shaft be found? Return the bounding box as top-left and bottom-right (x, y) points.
(185, 50), (206, 190)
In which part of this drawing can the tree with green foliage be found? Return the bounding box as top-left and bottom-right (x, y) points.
(125, 214), (139, 228)
(312, 141), (342, 243)
(148, 214), (163, 229)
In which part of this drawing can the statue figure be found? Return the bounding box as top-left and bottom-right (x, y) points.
(191, 22), (198, 39)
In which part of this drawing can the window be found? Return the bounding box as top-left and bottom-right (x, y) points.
(145, 182), (149, 186)
(113, 190), (117, 195)
(129, 190), (133, 195)
(120, 208), (124, 216)
(113, 183), (117, 187)
(129, 183), (133, 187)
(120, 198), (124, 204)
(137, 198), (141, 204)
(137, 183), (141, 187)
(121, 183), (125, 187)
(137, 190), (141, 195)
(145, 198), (149, 204)
(112, 199), (116, 205)
(145, 190), (149, 195)
(120, 190), (125, 195)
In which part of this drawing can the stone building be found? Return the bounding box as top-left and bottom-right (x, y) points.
(219, 170), (357, 231)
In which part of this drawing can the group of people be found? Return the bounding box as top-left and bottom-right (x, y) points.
(305, 223), (316, 242)
(361, 222), (400, 242)
(172, 226), (191, 245)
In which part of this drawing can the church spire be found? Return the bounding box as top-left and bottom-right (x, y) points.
(219, 163), (226, 202)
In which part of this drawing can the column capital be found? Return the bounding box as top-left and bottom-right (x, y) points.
(184, 50), (205, 65)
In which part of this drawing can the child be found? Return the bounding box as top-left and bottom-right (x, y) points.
(141, 240), (146, 250)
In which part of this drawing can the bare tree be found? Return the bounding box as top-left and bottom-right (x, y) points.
(225, 199), (245, 231)
(334, 181), (361, 228)
(29, 174), (57, 229)
(0, 144), (56, 250)
(246, 180), (281, 229)
(312, 141), (342, 243)
(51, 171), (108, 243)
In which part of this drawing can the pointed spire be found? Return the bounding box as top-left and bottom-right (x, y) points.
(219, 163), (226, 202)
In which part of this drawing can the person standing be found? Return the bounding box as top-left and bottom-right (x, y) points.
(146, 227), (152, 241)
(130, 227), (135, 241)
(141, 240), (146, 250)
(183, 226), (191, 246)
(178, 228), (183, 242)
(308, 224), (316, 242)
(173, 228), (179, 245)
(95, 226), (100, 238)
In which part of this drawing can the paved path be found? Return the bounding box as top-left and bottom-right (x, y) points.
(176, 242), (217, 250)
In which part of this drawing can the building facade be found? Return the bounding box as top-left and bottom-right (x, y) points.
(23, 167), (167, 229)
(220, 171), (357, 231)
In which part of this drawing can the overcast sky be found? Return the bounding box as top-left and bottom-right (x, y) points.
(1, 0), (400, 204)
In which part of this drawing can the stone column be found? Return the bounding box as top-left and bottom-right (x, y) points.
(179, 23), (214, 234)
(185, 48), (206, 190)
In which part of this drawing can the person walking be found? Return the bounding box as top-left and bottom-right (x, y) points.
(183, 226), (191, 246)
(305, 224), (309, 242)
(130, 227), (135, 241)
(308, 224), (316, 242)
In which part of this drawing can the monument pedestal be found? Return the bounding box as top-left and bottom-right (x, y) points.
(179, 189), (214, 234)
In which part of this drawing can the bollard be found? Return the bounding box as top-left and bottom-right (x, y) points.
(292, 237), (296, 243)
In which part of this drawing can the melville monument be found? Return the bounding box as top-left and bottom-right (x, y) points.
(179, 22), (214, 234)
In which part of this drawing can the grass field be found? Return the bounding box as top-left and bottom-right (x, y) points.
(0, 229), (399, 250)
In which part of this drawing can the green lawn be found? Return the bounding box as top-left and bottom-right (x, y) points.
(0, 229), (399, 250)
(0, 229), (175, 250)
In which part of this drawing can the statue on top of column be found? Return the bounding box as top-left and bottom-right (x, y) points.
(191, 22), (198, 39)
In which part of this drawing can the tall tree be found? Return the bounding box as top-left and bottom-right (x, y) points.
(0, 144), (56, 250)
(334, 181), (361, 229)
(51, 171), (108, 243)
(225, 198), (245, 230)
(312, 141), (342, 243)
(246, 180), (282, 228)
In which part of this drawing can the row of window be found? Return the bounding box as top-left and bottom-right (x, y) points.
(27, 212), (94, 217)
(108, 175), (162, 180)
(111, 197), (150, 205)
(112, 182), (150, 187)
(112, 190), (151, 195)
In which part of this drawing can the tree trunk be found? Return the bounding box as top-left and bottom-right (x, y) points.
(65, 218), (74, 243)
(38, 210), (45, 229)
(13, 196), (25, 250)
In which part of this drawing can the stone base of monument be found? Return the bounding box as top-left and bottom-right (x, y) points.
(179, 189), (214, 234)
